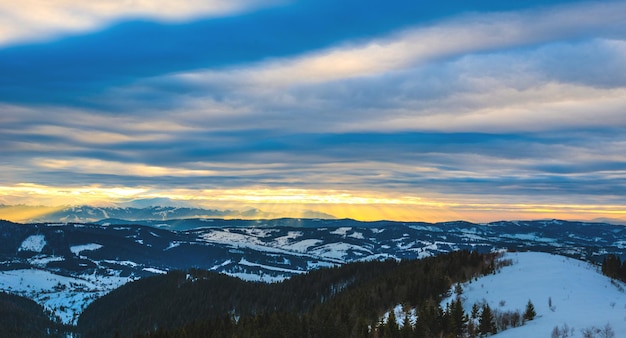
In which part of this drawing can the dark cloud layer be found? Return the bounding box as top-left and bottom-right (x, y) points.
(0, 0), (582, 105)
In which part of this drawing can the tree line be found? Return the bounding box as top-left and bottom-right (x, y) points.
(76, 250), (512, 337)
(0, 291), (70, 338)
(601, 254), (626, 282)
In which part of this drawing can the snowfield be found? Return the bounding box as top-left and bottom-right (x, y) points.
(0, 269), (133, 324)
(70, 243), (103, 255)
(19, 234), (46, 252)
(443, 252), (626, 337)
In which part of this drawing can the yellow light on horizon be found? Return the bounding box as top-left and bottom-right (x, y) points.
(0, 183), (625, 224)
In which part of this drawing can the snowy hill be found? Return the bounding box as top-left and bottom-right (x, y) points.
(443, 252), (626, 337)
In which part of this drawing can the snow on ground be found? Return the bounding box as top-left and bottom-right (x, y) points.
(274, 231), (304, 246)
(307, 260), (337, 269)
(70, 243), (103, 255)
(143, 267), (167, 274)
(280, 239), (323, 252)
(442, 252), (626, 337)
(227, 272), (288, 283)
(238, 257), (305, 275)
(240, 228), (280, 238)
(348, 231), (365, 239)
(199, 229), (337, 260)
(19, 234), (46, 252)
(500, 233), (558, 244)
(102, 259), (138, 267)
(329, 227), (352, 236)
(164, 241), (181, 251)
(0, 269), (133, 325)
(209, 259), (232, 271)
(28, 255), (65, 267)
(309, 242), (373, 260)
(382, 304), (417, 327)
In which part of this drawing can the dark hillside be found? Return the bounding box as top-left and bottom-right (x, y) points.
(0, 292), (70, 338)
(77, 250), (496, 338)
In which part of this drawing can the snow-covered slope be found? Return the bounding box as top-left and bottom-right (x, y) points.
(0, 269), (132, 324)
(443, 252), (626, 337)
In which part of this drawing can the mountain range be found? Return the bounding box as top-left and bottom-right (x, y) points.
(0, 204), (337, 223)
(0, 208), (625, 329)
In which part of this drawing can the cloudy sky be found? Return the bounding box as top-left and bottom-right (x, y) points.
(1, 0), (625, 223)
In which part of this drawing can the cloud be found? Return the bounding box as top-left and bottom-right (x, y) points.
(2, 0), (625, 107)
(0, 0), (275, 46)
(186, 1), (626, 88)
(1, 1), (626, 222)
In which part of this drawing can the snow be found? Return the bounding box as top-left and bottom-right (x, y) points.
(199, 230), (330, 259)
(19, 234), (46, 252)
(102, 259), (138, 267)
(500, 233), (558, 244)
(143, 267), (167, 274)
(274, 231), (304, 245)
(0, 269), (133, 325)
(441, 252), (626, 337)
(164, 241), (181, 251)
(309, 242), (373, 260)
(280, 239), (323, 252)
(28, 255), (65, 267)
(228, 272), (288, 283)
(238, 258), (305, 275)
(70, 243), (103, 255)
(307, 261), (337, 269)
(382, 304), (417, 327)
(330, 227), (352, 236)
(209, 259), (232, 271)
(348, 231), (365, 239)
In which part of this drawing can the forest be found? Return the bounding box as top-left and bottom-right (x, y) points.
(601, 254), (626, 283)
(76, 250), (514, 338)
(0, 250), (545, 337)
(0, 291), (69, 338)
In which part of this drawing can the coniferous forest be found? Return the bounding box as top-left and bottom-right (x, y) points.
(75, 250), (506, 338)
(601, 254), (626, 283)
(0, 292), (69, 338)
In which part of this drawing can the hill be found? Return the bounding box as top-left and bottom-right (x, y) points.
(77, 250), (496, 337)
(0, 291), (69, 337)
(440, 252), (626, 337)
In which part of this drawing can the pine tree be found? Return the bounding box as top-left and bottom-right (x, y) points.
(523, 300), (536, 322)
(448, 298), (468, 337)
(386, 310), (400, 338)
(470, 303), (479, 319)
(478, 304), (496, 336)
(401, 311), (413, 338)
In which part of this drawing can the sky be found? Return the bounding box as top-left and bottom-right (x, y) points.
(1, 0), (626, 223)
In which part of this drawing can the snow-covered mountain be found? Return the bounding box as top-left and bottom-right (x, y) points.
(1, 204), (336, 223)
(0, 218), (624, 325)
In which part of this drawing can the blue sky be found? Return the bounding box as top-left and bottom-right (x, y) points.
(1, 0), (625, 222)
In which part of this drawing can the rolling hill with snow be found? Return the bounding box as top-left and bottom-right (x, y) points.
(440, 252), (626, 337)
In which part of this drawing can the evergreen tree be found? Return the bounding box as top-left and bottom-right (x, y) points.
(478, 304), (496, 336)
(523, 300), (536, 322)
(447, 298), (468, 337)
(386, 310), (400, 337)
(470, 303), (480, 319)
(400, 311), (413, 338)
